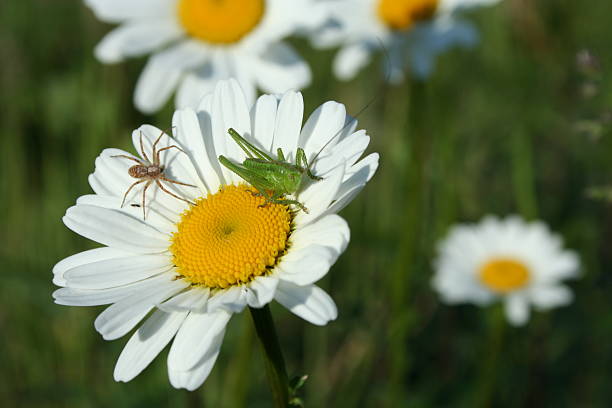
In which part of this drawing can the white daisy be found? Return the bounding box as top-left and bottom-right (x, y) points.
(53, 79), (379, 390)
(312, 0), (502, 82)
(85, 0), (325, 113)
(432, 216), (580, 326)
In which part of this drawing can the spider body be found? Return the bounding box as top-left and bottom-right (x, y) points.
(113, 131), (196, 219)
(128, 163), (162, 179)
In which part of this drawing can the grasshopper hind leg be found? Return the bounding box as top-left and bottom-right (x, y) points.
(254, 190), (309, 213)
(270, 198), (309, 213)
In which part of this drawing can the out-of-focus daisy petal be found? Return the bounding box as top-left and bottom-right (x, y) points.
(85, 0), (175, 23)
(252, 43), (311, 94)
(505, 294), (530, 326)
(95, 20), (182, 64)
(135, 41), (209, 114)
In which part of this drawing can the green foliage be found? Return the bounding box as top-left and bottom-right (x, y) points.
(2, 1), (612, 407)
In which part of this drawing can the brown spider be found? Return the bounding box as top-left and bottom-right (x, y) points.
(112, 130), (196, 219)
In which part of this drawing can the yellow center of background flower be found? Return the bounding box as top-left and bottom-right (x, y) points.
(377, 0), (438, 30)
(479, 258), (530, 293)
(170, 185), (291, 288)
(178, 0), (265, 44)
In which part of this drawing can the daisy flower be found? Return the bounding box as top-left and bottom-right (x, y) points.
(85, 0), (324, 113)
(312, 0), (502, 82)
(432, 216), (580, 326)
(53, 79), (379, 390)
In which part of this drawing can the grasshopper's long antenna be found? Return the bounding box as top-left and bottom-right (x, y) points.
(307, 38), (391, 171)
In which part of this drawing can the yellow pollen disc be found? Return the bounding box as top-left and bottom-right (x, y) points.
(170, 185), (291, 289)
(377, 0), (438, 30)
(177, 0), (265, 44)
(479, 258), (531, 293)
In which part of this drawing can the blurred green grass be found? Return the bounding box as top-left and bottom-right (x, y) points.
(3, 0), (612, 406)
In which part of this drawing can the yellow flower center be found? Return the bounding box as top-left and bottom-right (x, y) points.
(170, 185), (291, 289)
(177, 0), (265, 44)
(479, 258), (531, 293)
(377, 0), (438, 30)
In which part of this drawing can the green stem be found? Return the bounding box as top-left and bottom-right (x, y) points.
(511, 128), (538, 219)
(475, 306), (506, 407)
(388, 79), (430, 403)
(249, 305), (289, 408)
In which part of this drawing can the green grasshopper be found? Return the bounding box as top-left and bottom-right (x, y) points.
(218, 128), (323, 213)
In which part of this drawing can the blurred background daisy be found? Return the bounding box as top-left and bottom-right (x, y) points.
(85, 0), (324, 113)
(4, 0), (612, 407)
(432, 216), (580, 326)
(313, 0), (502, 82)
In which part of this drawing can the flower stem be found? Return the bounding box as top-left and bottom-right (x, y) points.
(249, 305), (289, 408)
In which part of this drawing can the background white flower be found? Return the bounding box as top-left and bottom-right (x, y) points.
(53, 79), (379, 389)
(432, 215), (580, 326)
(85, 0), (326, 113)
(312, 0), (502, 82)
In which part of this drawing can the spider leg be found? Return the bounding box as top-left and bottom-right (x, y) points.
(156, 180), (194, 205)
(139, 131), (151, 163)
(141, 180), (153, 220)
(156, 145), (186, 164)
(159, 175), (197, 188)
(151, 131), (164, 165)
(120, 179), (146, 208)
(112, 154), (144, 165)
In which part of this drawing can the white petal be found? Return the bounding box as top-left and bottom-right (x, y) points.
(95, 277), (188, 340)
(206, 286), (248, 314)
(296, 164), (345, 225)
(63, 205), (170, 253)
(251, 94), (278, 152)
(95, 20), (182, 64)
(76, 195), (177, 235)
(53, 273), (175, 306)
(172, 108), (222, 193)
(299, 101), (346, 160)
(64, 254), (172, 289)
(312, 130), (369, 176)
(274, 281), (337, 326)
(168, 310), (231, 371)
(114, 310), (188, 382)
(252, 43), (311, 94)
(210, 79), (253, 183)
(333, 43), (373, 81)
(504, 294), (530, 326)
(135, 41), (209, 114)
(85, 0), (175, 23)
(159, 288), (210, 313)
(168, 329), (224, 391)
(273, 91), (304, 159)
(323, 153), (379, 215)
(53, 247), (130, 286)
(277, 245), (334, 286)
(290, 214), (350, 257)
(246, 276), (279, 308)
